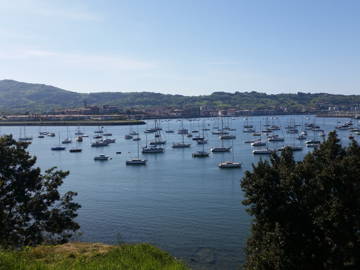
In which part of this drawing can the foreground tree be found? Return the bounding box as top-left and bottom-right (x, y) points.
(0, 135), (80, 248)
(241, 131), (360, 270)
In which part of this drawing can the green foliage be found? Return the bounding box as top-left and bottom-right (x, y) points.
(241, 132), (360, 270)
(0, 243), (189, 270)
(1, 80), (360, 113)
(0, 135), (80, 248)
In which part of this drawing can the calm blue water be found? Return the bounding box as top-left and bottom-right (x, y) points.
(0, 115), (357, 269)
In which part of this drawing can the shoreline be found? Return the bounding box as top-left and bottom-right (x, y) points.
(0, 120), (145, 126)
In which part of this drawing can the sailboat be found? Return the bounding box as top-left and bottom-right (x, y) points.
(51, 133), (66, 151)
(62, 127), (72, 144)
(177, 119), (188, 134)
(165, 120), (174, 133)
(103, 128), (113, 136)
(218, 139), (241, 168)
(18, 127), (33, 142)
(126, 139), (147, 165)
(94, 126), (104, 134)
(192, 121), (209, 157)
(243, 117), (255, 133)
(173, 120), (191, 148)
(75, 126), (84, 136)
(132, 125), (141, 141)
(142, 134), (165, 153)
(150, 120), (166, 145)
(211, 118), (231, 152)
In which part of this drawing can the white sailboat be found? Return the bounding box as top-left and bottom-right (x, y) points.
(218, 140), (241, 168)
(192, 121), (209, 157)
(173, 120), (191, 148)
(126, 138), (147, 165)
(18, 126), (33, 142)
(142, 134), (165, 153)
(211, 117), (231, 152)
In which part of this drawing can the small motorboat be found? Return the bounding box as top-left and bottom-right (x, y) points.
(69, 148), (82, 153)
(125, 134), (133, 140)
(192, 151), (209, 158)
(172, 143), (191, 148)
(126, 159), (147, 166)
(62, 138), (72, 144)
(252, 149), (274, 155)
(91, 140), (110, 147)
(51, 146), (66, 151)
(94, 154), (110, 161)
(210, 147), (231, 152)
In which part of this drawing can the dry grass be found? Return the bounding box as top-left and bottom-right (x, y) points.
(0, 242), (190, 270)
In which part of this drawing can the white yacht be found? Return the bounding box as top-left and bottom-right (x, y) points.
(91, 140), (109, 147)
(62, 138), (72, 144)
(218, 161), (241, 169)
(251, 141), (266, 147)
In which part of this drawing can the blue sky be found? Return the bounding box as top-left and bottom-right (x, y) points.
(0, 0), (359, 95)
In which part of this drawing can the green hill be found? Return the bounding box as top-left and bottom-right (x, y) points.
(0, 79), (359, 114)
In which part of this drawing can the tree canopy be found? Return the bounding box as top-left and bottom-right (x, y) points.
(241, 132), (360, 270)
(0, 135), (80, 248)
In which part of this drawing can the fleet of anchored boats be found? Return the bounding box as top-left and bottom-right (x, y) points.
(10, 117), (360, 169)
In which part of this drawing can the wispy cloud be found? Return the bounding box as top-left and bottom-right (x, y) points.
(1, 0), (101, 22)
(0, 49), (156, 71)
(208, 61), (243, 66)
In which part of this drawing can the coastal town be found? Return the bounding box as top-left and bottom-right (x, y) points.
(1, 103), (360, 123)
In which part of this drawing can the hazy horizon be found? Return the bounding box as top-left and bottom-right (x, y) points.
(0, 0), (359, 95)
(3, 78), (360, 96)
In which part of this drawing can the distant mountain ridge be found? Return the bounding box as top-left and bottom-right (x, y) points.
(0, 79), (359, 114)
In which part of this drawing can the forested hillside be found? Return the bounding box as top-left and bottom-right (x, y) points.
(0, 79), (359, 113)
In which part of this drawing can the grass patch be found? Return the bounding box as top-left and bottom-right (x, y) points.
(0, 242), (189, 270)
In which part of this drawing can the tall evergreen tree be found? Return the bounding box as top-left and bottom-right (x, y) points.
(0, 135), (80, 248)
(241, 131), (360, 270)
